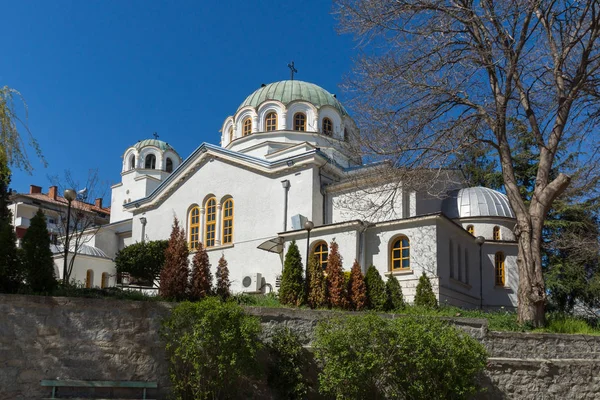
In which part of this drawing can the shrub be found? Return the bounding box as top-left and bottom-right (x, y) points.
(306, 253), (326, 309)
(115, 240), (168, 285)
(279, 241), (305, 306)
(161, 298), (262, 400)
(215, 255), (231, 300)
(364, 265), (387, 311)
(159, 217), (189, 301)
(189, 242), (212, 301)
(314, 313), (487, 399)
(21, 209), (56, 293)
(325, 241), (347, 309)
(386, 274), (405, 311)
(267, 326), (309, 399)
(414, 272), (438, 308)
(348, 259), (367, 311)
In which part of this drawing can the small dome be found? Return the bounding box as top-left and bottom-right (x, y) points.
(133, 139), (177, 153)
(51, 244), (110, 259)
(238, 80), (348, 116)
(442, 187), (515, 219)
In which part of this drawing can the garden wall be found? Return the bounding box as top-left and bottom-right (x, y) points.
(0, 294), (599, 399)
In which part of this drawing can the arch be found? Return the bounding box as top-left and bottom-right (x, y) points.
(390, 235), (410, 271)
(222, 198), (234, 244)
(293, 112), (306, 131)
(85, 269), (94, 289)
(495, 252), (505, 286)
(189, 206), (200, 250)
(312, 240), (328, 270)
(205, 197), (217, 247)
(144, 154), (156, 169)
(229, 126), (234, 143)
(322, 117), (333, 136)
(129, 154), (136, 170)
(242, 118), (252, 136)
(101, 272), (109, 288)
(466, 225), (474, 235)
(493, 226), (501, 240)
(265, 111), (278, 132)
(166, 157), (173, 173)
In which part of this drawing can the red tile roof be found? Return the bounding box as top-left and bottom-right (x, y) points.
(12, 192), (111, 215)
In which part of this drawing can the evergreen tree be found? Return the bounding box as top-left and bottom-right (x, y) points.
(0, 157), (21, 293)
(386, 274), (405, 311)
(279, 241), (305, 306)
(364, 265), (387, 311)
(414, 273), (438, 308)
(347, 259), (367, 311)
(190, 242), (212, 301)
(216, 255), (231, 300)
(306, 253), (326, 309)
(159, 217), (189, 301)
(325, 241), (347, 309)
(21, 209), (56, 292)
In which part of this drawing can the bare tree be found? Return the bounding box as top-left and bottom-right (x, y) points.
(49, 169), (108, 284)
(334, 0), (600, 326)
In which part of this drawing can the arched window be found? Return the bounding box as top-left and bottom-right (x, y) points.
(205, 198), (216, 247)
(189, 206), (200, 250)
(85, 269), (94, 289)
(390, 236), (410, 271)
(222, 199), (234, 244)
(495, 252), (505, 286)
(457, 244), (462, 281)
(243, 118), (252, 136)
(344, 127), (348, 140)
(313, 241), (328, 270)
(467, 225), (474, 235)
(229, 127), (233, 142)
(129, 155), (136, 170)
(101, 272), (109, 289)
(293, 112), (306, 131)
(464, 248), (469, 284)
(144, 154), (156, 169)
(493, 226), (501, 240)
(166, 158), (173, 173)
(449, 240), (454, 278)
(265, 112), (278, 132)
(322, 118), (333, 136)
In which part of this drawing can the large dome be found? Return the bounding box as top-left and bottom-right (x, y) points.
(133, 139), (177, 153)
(237, 80), (348, 116)
(442, 187), (515, 219)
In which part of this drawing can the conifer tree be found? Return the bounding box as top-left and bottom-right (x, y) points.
(279, 241), (305, 306)
(190, 242), (212, 301)
(414, 272), (438, 308)
(21, 209), (56, 293)
(325, 241), (347, 309)
(159, 217), (189, 301)
(386, 274), (405, 311)
(306, 253), (326, 309)
(347, 259), (367, 311)
(0, 157), (21, 293)
(364, 265), (387, 311)
(216, 255), (231, 300)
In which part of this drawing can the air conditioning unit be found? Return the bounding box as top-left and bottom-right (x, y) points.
(290, 214), (307, 230)
(242, 273), (262, 292)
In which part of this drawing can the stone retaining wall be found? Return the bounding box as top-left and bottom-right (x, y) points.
(1, 294), (598, 399)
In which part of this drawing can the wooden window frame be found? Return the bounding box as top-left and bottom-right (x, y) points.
(493, 226), (501, 240)
(85, 269), (94, 289)
(313, 241), (328, 270)
(222, 199), (234, 245)
(467, 225), (474, 235)
(294, 112), (306, 131)
(390, 236), (410, 271)
(144, 154), (156, 169)
(101, 272), (109, 289)
(205, 198), (217, 247)
(265, 112), (278, 132)
(495, 252), (505, 286)
(322, 118), (333, 136)
(242, 118), (252, 136)
(189, 206), (200, 250)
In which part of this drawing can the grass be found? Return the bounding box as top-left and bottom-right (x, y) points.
(233, 292), (283, 308)
(50, 285), (163, 302)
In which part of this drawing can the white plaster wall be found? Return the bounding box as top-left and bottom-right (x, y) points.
(330, 182), (406, 223)
(482, 242), (518, 308)
(458, 219), (516, 241)
(53, 254), (116, 288)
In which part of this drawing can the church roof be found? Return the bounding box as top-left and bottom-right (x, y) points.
(442, 187), (515, 219)
(51, 244), (111, 259)
(133, 139), (177, 153)
(237, 80), (348, 116)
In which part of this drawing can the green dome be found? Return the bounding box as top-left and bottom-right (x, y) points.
(237, 80), (348, 116)
(133, 139), (177, 153)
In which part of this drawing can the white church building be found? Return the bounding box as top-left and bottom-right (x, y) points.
(83, 80), (518, 309)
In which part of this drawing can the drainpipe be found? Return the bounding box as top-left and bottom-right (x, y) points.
(358, 222), (369, 272)
(281, 180), (290, 232)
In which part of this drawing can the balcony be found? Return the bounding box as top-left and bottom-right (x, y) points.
(14, 217), (30, 228)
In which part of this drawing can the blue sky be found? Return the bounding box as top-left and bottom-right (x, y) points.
(3, 0), (356, 198)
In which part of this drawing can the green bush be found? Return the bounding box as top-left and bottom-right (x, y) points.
(364, 265), (387, 311)
(314, 313), (487, 399)
(386, 274), (405, 311)
(414, 272), (438, 308)
(161, 298), (262, 400)
(267, 326), (309, 399)
(115, 240), (168, 285)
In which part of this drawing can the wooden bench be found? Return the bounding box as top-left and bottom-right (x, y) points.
(40, 380), (157, 399)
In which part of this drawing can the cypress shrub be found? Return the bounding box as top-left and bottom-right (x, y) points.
(325, 241), (347, 309)
(190, 242), (212, 300)
(414, 272), (438, 308)
(0, 160), (22, 293)
(279, 241), (305, 306)
(348, 259), (367, 311)
(216, 255), (231, 300)
(306, 253), (326, 309)
(21, 209), (56, 293)
(386, 274), (405, 311)
(159, 217), (189, 301)
(364, 265), (387, 311)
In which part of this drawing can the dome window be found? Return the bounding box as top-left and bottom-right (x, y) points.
(229, 127), (233, 142)
(265, 112), (278, 132)
(344, 128), (348, 141)
(242, 118), (252, 136)
(493, 226), (501, 240)
(144, 154), (156, 169)
(166, 158), (173, 173)
(467, 225), (474, 235)
(322, 118), (333, 136)
(129, 155), (136, 170)
(294, 113), (306, 131)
